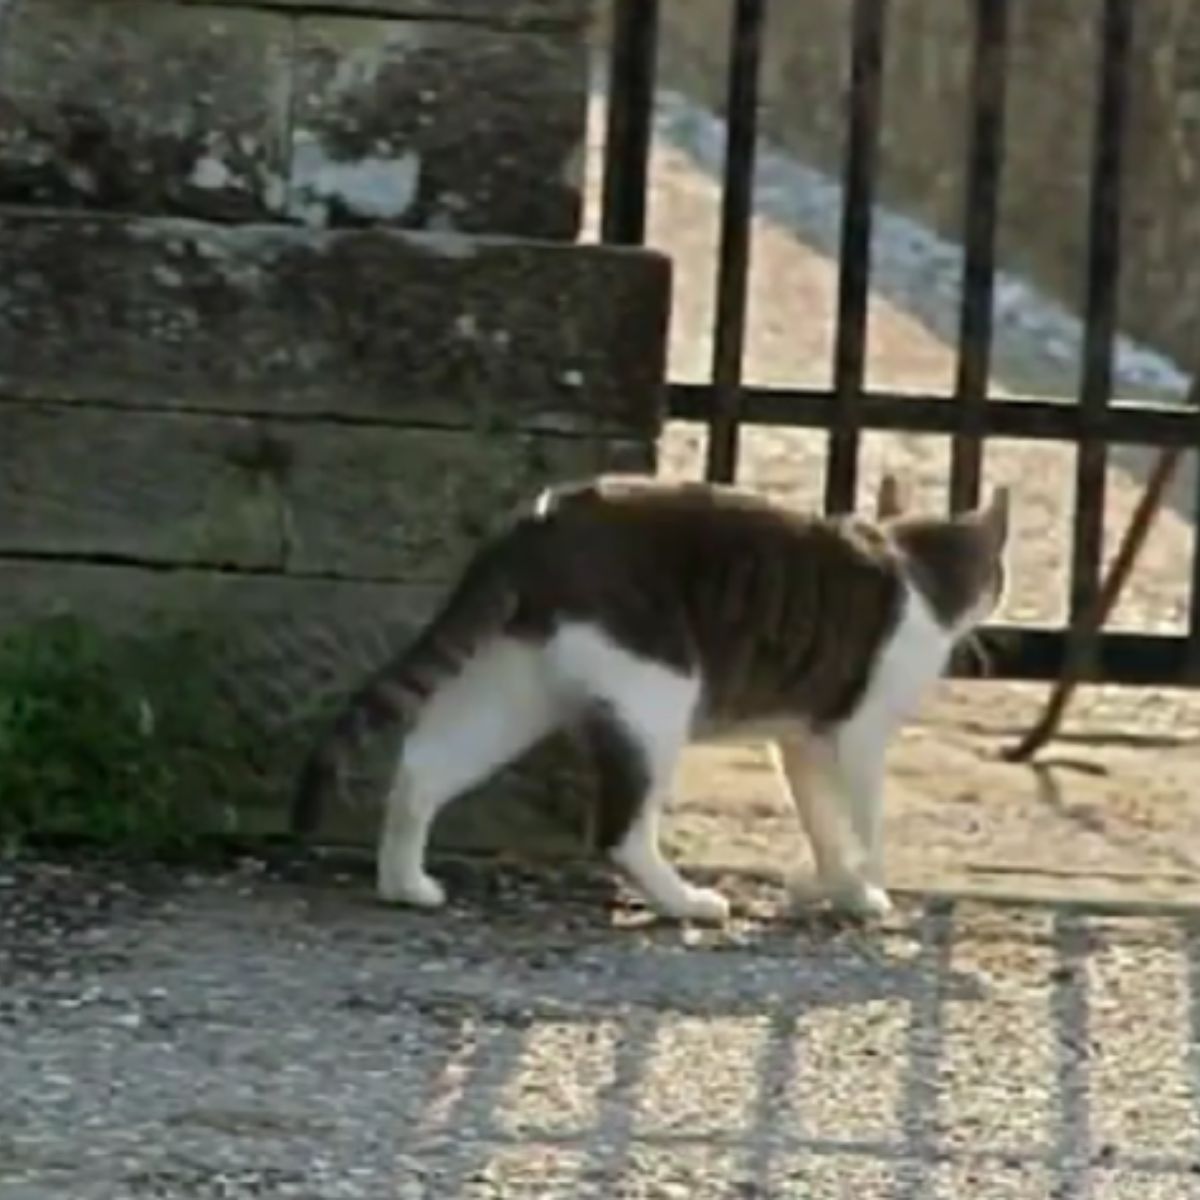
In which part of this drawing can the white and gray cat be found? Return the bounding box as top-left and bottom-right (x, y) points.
(293, 473), (1010, 924)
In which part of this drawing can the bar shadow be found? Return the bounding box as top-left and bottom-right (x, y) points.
(312, 863), (986, 1197)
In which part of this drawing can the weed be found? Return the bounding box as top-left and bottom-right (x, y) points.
(0, 613), (261, 852)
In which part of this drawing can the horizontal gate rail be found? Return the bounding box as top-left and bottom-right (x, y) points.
(944, 627), (1199, 687)
(668, 384), (1198, 447)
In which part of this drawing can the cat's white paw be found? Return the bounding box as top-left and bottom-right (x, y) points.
(784, 871), (829, 909)
(377, 867), (447, 910)
(671, 885), (732, 925)
(829, 878), (892, 921)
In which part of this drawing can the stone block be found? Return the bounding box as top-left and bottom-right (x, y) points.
(0, 0), (292, 220)
(0, 403), (650, 580)
(0, 0), (590, 238)
(0, 211), (671, 435)
(288, 16), (587, 236)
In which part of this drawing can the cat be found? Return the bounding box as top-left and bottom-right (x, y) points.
(292, 472), (1009, 924)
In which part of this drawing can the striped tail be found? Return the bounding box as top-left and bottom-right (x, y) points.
(290, 551), (521, 839)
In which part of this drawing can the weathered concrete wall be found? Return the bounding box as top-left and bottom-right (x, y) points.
(0, 0), (589, 237)
(0, 0), (674, 853)
(647, 0), (1200, 373)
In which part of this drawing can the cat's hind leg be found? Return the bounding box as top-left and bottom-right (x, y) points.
(587, 708), (730, 924)
(378, 636), (559, 908)
(552, 625), (727, 924)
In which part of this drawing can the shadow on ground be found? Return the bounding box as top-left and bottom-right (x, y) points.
(2, 851), (1198, 1199)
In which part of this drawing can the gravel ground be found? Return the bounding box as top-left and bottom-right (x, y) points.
(2, 853), (1199, 1199)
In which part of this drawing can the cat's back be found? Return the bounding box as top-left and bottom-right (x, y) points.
(536, 474), (894, 572)
(537, 473), (817, 547)
(524, 474), (903, 633)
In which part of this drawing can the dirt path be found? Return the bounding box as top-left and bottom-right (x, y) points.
(581, 93), (1200, 908)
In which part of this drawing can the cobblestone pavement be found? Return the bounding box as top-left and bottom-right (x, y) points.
(2, 853), (1198, 1199)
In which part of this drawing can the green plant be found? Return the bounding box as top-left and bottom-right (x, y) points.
(0, 613), (257, 852)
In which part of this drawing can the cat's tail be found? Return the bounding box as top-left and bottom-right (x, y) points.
(289, 547), (522, 840)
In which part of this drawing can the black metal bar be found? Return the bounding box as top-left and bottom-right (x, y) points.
(949, 0), (1010, 513)
(704, 0), (765, 485)
(1066, 0), (1132, 659)
(1190, 453), (1200, 678)
(669, 383), (1198, 447)
(599, 0), (661, 246)
(825, 0), (887, 514)
(1005, 442), (1186, 762)
(1187, 381), (1200, 679)
(948, 626), (1198, 687)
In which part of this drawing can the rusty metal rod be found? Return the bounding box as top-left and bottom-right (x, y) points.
(1004, 441), (1186, 761)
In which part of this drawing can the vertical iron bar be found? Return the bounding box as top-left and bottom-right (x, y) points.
(600, 0), (661, 246)
(949, 0), (1010, 513)
(1066, 0), (1132, 661)
(825, 0), (888, 515)
(704, 0), (766, 484)
(1008, 0), (1133, 760)
(1186, 379), (1200, 679)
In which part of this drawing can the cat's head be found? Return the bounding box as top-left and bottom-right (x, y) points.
(874, 473), (1010, 637)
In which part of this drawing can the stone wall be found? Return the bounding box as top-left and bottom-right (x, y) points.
(647, 0), (1199, 373)
(0, 0), (590, 237)
(0, 0), (672, 851)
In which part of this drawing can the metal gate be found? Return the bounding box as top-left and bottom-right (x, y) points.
(597, 0), (1200, 690)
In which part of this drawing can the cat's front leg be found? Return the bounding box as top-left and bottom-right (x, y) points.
(826, 716), (893, 919)
(772, 736), (856, 896)
(774, 734), (892, 921)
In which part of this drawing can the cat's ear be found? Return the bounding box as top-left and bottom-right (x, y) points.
(875, 472), (907, 520)
(976, 484), (1010, 554)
